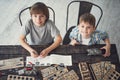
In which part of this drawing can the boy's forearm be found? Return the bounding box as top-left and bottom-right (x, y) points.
(104, 38), (111, 48)
(20, 39), (33, 52)
(45, 34), (62, 52)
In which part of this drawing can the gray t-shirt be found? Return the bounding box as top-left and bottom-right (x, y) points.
(21, 19), (60, 45)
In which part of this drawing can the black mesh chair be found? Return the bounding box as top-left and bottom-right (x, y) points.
(63, 1), (103, 45)
(19, 6), (55, 26)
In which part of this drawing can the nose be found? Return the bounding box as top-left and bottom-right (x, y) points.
(36, 16), (41, 22)
(83, 27), (87, 31)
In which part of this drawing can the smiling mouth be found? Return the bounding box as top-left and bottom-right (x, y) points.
(37, 22), (43, 25)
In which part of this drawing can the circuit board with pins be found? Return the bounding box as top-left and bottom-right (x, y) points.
(7, 75), (35, 80)
(57, 70), (79, 80)
(0, 57), (24, 70)
(102, 67), (120, 80)
(40, 64), (79, 80)
(90, 61), (117, 80)
(79, 62), (92, 80)
(41, 65), (68, 80)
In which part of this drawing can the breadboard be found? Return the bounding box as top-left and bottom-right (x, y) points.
(90, 61), (116, 80)
(41, 65), (68, 80)
(0, 57), (24, 70)
(102, 67), (120, 80)
(7, 75), (35, 80)
(57, 70), (79, 80)
(79, 62), (92, 80)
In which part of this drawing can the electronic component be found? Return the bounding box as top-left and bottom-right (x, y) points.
(57, 70), (79, 80)
(79, 62), (92, 80)
(87, 48), (105, 56)
(7, 75), (35, 80)
(41, 65), (68, 79)
(0, 57), (24, 70)
(102, 67), (120, 80)
(18, 63), (37, 76)
(90, 61), (117, 80)
(41, 64), (79, 80)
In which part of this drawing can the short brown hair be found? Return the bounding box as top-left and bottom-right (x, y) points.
(79, 13), (96, 27)
(30, 2), (49, 21)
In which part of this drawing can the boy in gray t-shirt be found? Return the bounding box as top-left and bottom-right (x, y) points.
(19, 2), (62, 58)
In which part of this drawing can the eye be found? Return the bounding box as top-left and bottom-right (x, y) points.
(41, 15), (44, 17)
(34, 15), (37, 17)
(87, 26), (91, 29)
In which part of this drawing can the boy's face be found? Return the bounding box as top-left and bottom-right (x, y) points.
(78, 21), (95, 38)
(31, 13), (47, 27)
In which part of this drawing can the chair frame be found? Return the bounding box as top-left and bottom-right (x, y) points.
(63, 1), (103, 45)
(66, 1), (103, 31)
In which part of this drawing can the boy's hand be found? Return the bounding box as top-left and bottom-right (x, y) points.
(101, 46), (111, 57)
(40, 49), (49, 58)
(70, 39), (79, 46)
(29, 50), (39, 58)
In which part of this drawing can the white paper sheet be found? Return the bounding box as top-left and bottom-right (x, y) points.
(26, 54), (72, 66)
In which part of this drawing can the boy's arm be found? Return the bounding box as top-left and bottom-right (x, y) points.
(101, 38), (111, 57)
(70, 39), (80, 46)
(40, 34), (62, 57)
(19, 35), (38, 58)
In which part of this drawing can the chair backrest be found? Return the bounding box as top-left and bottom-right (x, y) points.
(63, 1), (103, 45)
(19, 6), (55, 26)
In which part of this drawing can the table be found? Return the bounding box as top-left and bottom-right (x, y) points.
(0, 44), (120, 80)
